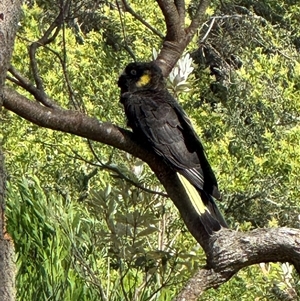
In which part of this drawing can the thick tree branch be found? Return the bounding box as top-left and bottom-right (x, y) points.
(155, 0), (211, 76)
(3, 89), (300, 276)
(3, 76), (300, 300)
(174, 227), (300, 301)
(174, 0), (185, 24)
(156, 0), (181, 40)
(3, 86), (137, 154)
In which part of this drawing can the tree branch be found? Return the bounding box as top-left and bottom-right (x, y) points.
(155, 0), (211, 76)
(66, 146), (169, 198)
(174, 0), (185, 24)
(156, 0), (181, 41)
(3, 88), (300, 270)
(28, 0), (71, 103)
(174, 227), (300, 301)
(3, 72), (300, 301)
(121, 0), (164, 39)
(2, 85), (213, 249)
(7, 65), (61, 109)
(187, 0), (211, 38)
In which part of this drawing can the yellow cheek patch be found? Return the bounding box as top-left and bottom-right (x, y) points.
(136, 73), (151, 87)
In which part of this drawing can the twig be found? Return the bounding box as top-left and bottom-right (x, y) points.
(43, 42), (85, 111)
(225, 192), (264, 214)
(72, 248), (107, 300)
(61, 19), (83, 111)
(121, 0), (164, 39)
(28, 0), (71, 103)
(86, 140), (169, 198)
(116, 0), (136, 61)
(200, 17), (215, 43)
(7, 65), (61, 109)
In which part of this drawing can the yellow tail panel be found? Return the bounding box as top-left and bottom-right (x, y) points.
(177, 173), (210, 215)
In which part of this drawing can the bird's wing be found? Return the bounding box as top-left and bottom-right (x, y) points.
(124, 92), (209, 193)
(122, 91), (227, 234)
(171, 102), (221, 200)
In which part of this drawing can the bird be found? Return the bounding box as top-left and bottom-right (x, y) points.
(118, 61), (228, 235)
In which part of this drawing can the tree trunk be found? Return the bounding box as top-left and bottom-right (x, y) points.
(0, 150), (15, 301)
(0, 0), (22, 300)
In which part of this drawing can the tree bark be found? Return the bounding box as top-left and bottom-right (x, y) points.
(174, 227), (300, 300)
(0, 0), (22, 300)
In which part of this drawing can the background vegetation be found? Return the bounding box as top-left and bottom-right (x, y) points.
(1, 0), (300, 300)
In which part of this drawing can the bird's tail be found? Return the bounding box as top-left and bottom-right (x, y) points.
(177, 173), (228, 235)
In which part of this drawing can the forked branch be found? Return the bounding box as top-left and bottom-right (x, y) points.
(155, 0), (212, 75)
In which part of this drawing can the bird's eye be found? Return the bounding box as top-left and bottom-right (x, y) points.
(130, 69), (137, 76)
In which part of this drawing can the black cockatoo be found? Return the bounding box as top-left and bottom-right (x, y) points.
(118, 61), (227, 235)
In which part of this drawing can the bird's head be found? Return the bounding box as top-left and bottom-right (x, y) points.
(118, 61), (164, 93)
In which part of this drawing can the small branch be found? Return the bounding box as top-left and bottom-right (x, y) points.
(225, 192), (264, 214)
(121, 0), (164, 39)
(200, 17), (215, 43)
(42, 45), (84, 110)
(61, 20), (83, 111)
(116, 0), (136, 61)
(29, 21), (62, 94)
(187, 0), (211, 38)
(71, 244), (107, 300)
(86, 140), (168, 197)
(28, 0), (71, 102)
(7, 65), (61, 109)
(68, 146), (169, 198)
(104, 163), (168, 198)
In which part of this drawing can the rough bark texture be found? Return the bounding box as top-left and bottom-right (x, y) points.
(155, 0), (211, 76)
(174, 227), (300, 300)
(0, 0), (22, 300)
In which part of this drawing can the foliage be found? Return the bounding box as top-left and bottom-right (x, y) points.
(7, 173), (204, 301)
(187, 0), (300, 230)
